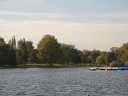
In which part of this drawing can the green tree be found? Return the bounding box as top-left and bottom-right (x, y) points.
(0, 37), (9, 66)
(0, 37), (5, 45)
(0, 37), (16, 67)
(60, 44), (81, 64)
(96, 54), (105, 66)
(25, 41), (34, 52)
(0, 42), (8, 66)
(105, 52), (116, 64)
(16, 38), (28, 64)
(61, 44), (73, 64)
(89, 50), (100, 63)
(28, 49), (39, 63)
(71, 49), (81, 64)
(110, 60), (124, 67)
(118, 43), (128, 63)
(25, 41), (35, 63)
(37, 35), (62, 67)
(8, 36), (16, 49)
(8, 36), (16, 67)
(81, 50), (91, 63)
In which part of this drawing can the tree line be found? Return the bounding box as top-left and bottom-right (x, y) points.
(0, 34), (128, 67)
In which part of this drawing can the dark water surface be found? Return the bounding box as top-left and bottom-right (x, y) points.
(0, 68), (128, 96)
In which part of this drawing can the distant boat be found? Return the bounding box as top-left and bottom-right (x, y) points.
(89, 67), (99, 71)
(117, 67), (128, 70)
(89, 67), (128, 71)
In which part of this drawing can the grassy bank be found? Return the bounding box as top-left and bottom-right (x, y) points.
(0, 63), (98, 68)
(16, 63), (98, 68)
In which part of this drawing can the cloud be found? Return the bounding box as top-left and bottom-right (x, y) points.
(95, 12), (128, 18)
(0, 11), (67, 18)
(75, 12), (128, 19)
(1, 11), (128, 24)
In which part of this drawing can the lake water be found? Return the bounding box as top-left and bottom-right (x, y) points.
(0, 68), (128, 96)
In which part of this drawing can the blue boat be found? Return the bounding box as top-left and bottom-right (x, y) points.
(89, 67), (128, 71)
(117, 67), (128, 70)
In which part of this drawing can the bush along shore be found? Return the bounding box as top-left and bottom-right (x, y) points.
(0, 63), (98, 68)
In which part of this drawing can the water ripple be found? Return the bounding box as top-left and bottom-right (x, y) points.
(0, 68), (128, 96)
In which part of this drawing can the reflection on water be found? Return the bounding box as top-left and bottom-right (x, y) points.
(0, 68), (128, 96)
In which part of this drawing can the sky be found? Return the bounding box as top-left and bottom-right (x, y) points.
(0, 0), (128, 51)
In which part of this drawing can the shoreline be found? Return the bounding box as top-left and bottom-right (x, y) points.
(0, 63), (97, 69)
(1, 64), (127, 69)
(0, 66), (85, 69)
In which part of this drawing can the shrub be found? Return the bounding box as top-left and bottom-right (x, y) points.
(110, 61), (124, 67)
(125, 61), (128, 66)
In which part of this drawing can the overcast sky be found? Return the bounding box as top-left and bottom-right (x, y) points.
(0, 0), (128, 51)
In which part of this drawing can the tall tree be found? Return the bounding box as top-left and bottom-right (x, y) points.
(28, 49), (39, 63)
(105, 52), (116, 64)
(71, 49), (81, 64)
(8, 36), (16, 49)
(61, 44), (81, 64)
(8, 36), (16, 67)
(16, 38), (28, 64)
(0, 37), (5, 44)
(61, 44), (74, 64)
(81, 50), (91, 63)
(0, 37), (8, 66)
(25, 41), (35, 63)
(37, 35), (62, 66)
(0, 37), (16, 67)
(89, 50), (100, 63)
(118, 43), (128, 63)
(25, 41), (34, 52)
(96, 54), (105, 66)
